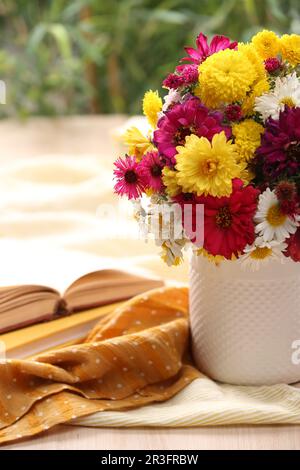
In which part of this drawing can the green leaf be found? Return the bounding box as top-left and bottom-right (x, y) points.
(27, 23), (47, 52)
(47, 23), (72, 59)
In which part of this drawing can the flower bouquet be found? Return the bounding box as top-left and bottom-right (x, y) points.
(113, 30), (300, 385)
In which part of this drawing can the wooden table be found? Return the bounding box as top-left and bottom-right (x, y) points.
(1, 116), (300, 450)
(3, 424), (300, 450)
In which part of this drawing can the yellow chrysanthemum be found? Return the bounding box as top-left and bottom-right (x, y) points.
(142, 90), (162, 128)
(162, 167), (181, 197)
(175, 132), (243, 197)
(123, 126), (153, 160)
(280, 34), (300, 66)
(196, 49), (257, 108)
(251, 30), (280, 59)
(241, 77), (270, 116)
(238, 43), (266, 80)
(236, 43), (270, 115)
(232, 119), (264, 162)
(240, 166), (255, 186)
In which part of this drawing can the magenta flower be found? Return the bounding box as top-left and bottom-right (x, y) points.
(163, 64), (199, 90)
(264, 57), (282, 73)
(225, 104), (242, 122)
(139, 151), (164, 192)
(176, 64), (199, 84)
(153, 97), (231, 163)
(163, 73), (185, 90)
(163, 65), (198, 91)
(255, 106), (300, 182)
(181, 33), (237, 65)
(113, 155), (146, 199)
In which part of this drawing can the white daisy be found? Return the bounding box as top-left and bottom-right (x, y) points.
(255, 72), (300, 121)
(241, 237), (287, 271)
(161, 89), (181, 113)
(254, 188), (299, 242)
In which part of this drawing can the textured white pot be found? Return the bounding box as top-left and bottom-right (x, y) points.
(189, 254), (300, 385)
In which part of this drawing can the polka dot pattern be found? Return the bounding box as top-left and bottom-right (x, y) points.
(0, 287), (198, 445)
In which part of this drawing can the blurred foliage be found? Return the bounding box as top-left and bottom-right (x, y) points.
(0, 0), (300, 117)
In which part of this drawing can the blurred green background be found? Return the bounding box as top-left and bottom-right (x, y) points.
(0, 0), (300, 118)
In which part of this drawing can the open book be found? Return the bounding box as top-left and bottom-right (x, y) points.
(0, 302), (123, 359)
(0, 269), (163, 334)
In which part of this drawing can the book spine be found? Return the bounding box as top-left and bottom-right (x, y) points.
(54, 298), (71, 317)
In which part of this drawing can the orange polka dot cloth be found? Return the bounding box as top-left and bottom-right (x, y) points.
(0, 287), (200, 445)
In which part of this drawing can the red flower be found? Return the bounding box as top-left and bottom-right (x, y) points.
(163, 65), (199, 90)
(264, 57), (281, 73)
(275, 181), (299, 216)
(225, 104), (242, 122)
(175, 64), (199, 85)
(198, 180), (259, 259)
(173, 192), (197, 205)
(275, 180), (297, 202)
(285, 227), (300, 262)
(163, 73), (185, 89)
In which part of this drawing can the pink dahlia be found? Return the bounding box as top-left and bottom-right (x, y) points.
(153, 97), (231, 163)
(113, 155), (146, 199)
(139, 151), (164, 191)
(181, 32), (237, 65)
(255, 106), (300, 183)
(199, 179), (259, 259)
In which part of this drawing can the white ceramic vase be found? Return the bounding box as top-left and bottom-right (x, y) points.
(189, 253), (300, 385)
